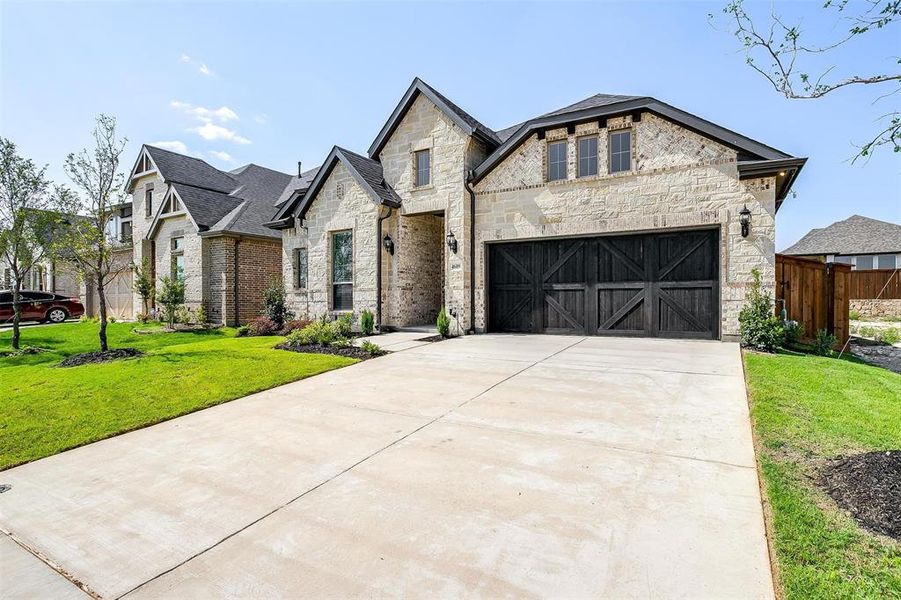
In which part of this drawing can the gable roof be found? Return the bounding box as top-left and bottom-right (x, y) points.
(127, 145), (238, 193)
(131, 146), (295, 240)
(781, 215), (901, 256)
(368, 78), (501, 159)
(275, 166), (321, 207)
(267, 146), (401, 228)
(470, 95), (805, 204)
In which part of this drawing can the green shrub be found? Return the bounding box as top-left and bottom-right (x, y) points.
(360, 340), (382, 355)
(157, 275), (185, 328)
(175, 305), (191, 325)
(876, 327), (900, 345)
(813, 329), (837, 356)
(263, 278), (293, 329)
(194, 305), (207, 325)
(437, 307), (450, 338)
(235, 325), (251, 337)
(288, 319), (340, 346)
(360, 309), (375, 335)
(849, 309), (861, 321)
(335, 313), (353, 337)
(738, 269), (783, 352)
(782, 319), (804, 346)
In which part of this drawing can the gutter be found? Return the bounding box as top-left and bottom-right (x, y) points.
(465, 170), (476, 334)
(376, 206), (393, 331)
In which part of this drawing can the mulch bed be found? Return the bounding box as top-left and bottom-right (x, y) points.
(275, 343), (387, 360)
(58, 348), (144, 368)
(820, 450), (901, 540)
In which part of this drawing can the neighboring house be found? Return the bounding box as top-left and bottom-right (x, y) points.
(82, 201), (135, 319)
(781, 215), (901, 270)
(268, 78), (804, 340)
(125, 146), (297, 325)
(1, 205), (135, 318)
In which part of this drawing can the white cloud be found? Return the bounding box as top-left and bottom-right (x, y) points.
(191, 123), (250, 144)
(208, 150), (235, 163)
(170, 101), (238, 123)
(179, 53), (215, 77)
(253, 113), (269, 125)
(150, 140), (188, 154)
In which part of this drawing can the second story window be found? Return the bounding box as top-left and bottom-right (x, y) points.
(547, 140), (567, 181)
(144, 184), (154, 217)
(609, 130), (632, 173)
(577, 136), (598, 177)
(414, 149), (430, 187)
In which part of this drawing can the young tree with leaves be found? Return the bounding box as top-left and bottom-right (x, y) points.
(0, 138), (68, 349)
(60, 115), (130, 352)
(132, 257), (155, 318)
(713, 0), (900, 161)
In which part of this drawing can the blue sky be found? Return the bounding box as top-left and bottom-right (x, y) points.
(1, 1), (898, 249)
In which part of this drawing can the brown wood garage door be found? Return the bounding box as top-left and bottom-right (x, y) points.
(487, 229), (719, 339)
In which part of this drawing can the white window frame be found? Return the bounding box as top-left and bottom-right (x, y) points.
(577, 135), (598, 178)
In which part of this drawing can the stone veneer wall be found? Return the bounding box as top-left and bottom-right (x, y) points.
(377, 93), (488, 331)
(851, 298), (901, 319)
(473, 113), (777, 338)
(282, 162), (380, 318)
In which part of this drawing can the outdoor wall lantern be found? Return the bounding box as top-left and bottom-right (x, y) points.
(382, 234), (394, 255)
(739, 205), (752, 238)
(446, 230), (458, 254)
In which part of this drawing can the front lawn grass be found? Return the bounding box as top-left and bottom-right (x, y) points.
(0, 321), (356, 470)
(744, 350), (901, 598)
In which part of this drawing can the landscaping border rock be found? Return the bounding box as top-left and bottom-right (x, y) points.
(58, 348), (144, 367)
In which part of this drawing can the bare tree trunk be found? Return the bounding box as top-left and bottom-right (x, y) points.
(11, 280), (22, 350)
(96, 277), (109, 352)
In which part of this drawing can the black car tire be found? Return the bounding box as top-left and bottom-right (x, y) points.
(46, 308), (69, 323)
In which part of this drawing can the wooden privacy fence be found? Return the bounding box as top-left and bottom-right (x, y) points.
(849, 269), (901, 299)
(775, 254), (850, 345)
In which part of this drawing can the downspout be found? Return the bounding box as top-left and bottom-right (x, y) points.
(233, 238), (240, 326)
(376, 205), (393, 331)
(464, 170), (477, 334)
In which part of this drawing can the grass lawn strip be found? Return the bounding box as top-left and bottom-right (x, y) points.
(1, 322), (356, 470)
(744, 349), (901, 599)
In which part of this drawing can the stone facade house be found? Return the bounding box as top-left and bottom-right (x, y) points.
(269, 78), (805, 340)
(126, 146), (296, 325)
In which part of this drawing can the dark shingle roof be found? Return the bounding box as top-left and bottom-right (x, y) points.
(337, 147), (402, 206)
(417, 79), (501, 146)
(145, 146), (237, 193)
(275, 166), (321, 207)
(782, 215), (901, 256)
(269, 146), (401, 227)
(539, 93), (644, 118)
(171, 184), (242, 231)
(138, 146), (295, 239)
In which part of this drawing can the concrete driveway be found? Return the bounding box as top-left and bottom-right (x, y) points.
(1, 335), (773, 599)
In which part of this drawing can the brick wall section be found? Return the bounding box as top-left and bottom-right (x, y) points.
(207, 236), (235, 324)
(473, 114), (777, 338)
(236, 237), (282, 324)
(384, 213), (444, 326)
